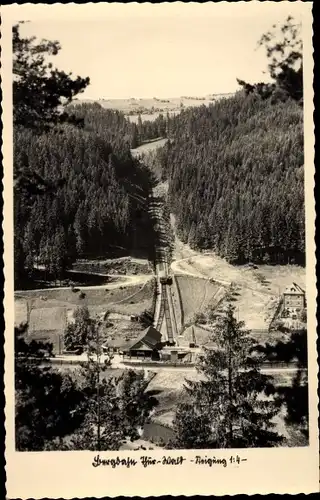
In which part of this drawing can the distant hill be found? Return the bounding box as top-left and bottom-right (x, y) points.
(73, 93), (236, 122)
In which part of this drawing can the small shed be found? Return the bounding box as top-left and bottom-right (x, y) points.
(122, 326), (162, 359)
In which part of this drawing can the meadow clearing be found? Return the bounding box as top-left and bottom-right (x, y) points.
(171, 254), (305, 330)
(75, 94), (235, 122)
(174, 275), (224, 326)
(14, 278), (154, 347)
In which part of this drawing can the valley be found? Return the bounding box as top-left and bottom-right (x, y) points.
(14, 131), (306, 359)
(14, 132), (307, 449)
(9, 8), (314, 493)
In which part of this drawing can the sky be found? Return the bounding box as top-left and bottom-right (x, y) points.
(7, 2), (306, 99)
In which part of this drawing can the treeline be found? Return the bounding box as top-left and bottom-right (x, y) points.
(159, 92), (305, 265)
(14, 104), (159, 287)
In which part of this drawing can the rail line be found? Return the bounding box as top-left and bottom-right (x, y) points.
(150, 190), (177, 345)
(162, 284), (174, 344)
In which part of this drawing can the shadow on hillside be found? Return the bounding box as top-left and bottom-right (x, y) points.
(16, 269), (115, 290)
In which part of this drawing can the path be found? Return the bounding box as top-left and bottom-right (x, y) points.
(49, 354), (306, 375)
(15, 273), (151, 294)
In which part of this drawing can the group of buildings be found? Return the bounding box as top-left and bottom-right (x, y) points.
(105, 282), (307, 362)
(104, 325), (193, 363)
(19, 282), (306, 359)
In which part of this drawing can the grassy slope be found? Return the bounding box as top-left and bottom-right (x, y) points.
(15, 280), (154, 330)
(174, 275), (222, 326)
(172, 254), (305, 330)
(72, 257), (152, 275)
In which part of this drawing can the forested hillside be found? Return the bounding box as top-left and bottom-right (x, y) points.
(13, 17), (165, 289)
(160, 92), (304, 265)
(14, 105), (157, 287)
(70, 102), (168, 148)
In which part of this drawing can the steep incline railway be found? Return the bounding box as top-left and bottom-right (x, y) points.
(149, 190), (178, 345)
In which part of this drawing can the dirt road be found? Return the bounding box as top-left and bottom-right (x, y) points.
(15, 273), (151, 294)
(169, 215), (305, 329)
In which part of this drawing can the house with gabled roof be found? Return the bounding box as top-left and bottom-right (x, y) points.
(283, 282), (306, 310)
(122, 326), (162, 359)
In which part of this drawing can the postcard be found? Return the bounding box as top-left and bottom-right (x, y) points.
(2, 2), (318, 497)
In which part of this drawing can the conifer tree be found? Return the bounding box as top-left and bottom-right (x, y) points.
(15, 324), (84, 451)
(237, 16), (302, 103)
(13, 22), (89, 132)
(66, 315), (158, 451)
(64, 306), (94, 352)
(170, 304), (283, 449)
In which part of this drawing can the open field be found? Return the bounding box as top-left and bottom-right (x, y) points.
(15, 279), (154, 334)
(75, 93), (235, 122)
(28, 307), (67, 332)
(171, 251), (305, 329)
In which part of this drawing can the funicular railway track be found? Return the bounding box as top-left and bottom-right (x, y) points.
(149, 191), (177, 345)
(158, 283), (174, 343)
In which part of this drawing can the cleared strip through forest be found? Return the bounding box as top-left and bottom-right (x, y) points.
(149, 187), (178, 344)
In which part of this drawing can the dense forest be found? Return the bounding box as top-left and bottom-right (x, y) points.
(13, 17), (308, 455)
(15, 89), (305, 288)
(141, 16), (305, 265)
(157, 92), (305, 265)
(13, 19), (166, 288)
(14, 14), (305, 290)
(14, 105), (159, 287)
(68, 102), (167, 149)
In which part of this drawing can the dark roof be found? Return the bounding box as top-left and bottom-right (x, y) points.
(284, 282), (305, 295)
(123, 326), (162, 352)
(293, 282), (305, 294)
(103, 338), (131, 349)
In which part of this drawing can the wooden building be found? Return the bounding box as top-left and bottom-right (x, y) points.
(122, 326), (162, 359)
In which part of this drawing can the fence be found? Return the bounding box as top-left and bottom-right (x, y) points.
(33, 357), (306, 370)
(123, 360), (196, 368)
(122, 359), (306, 370)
